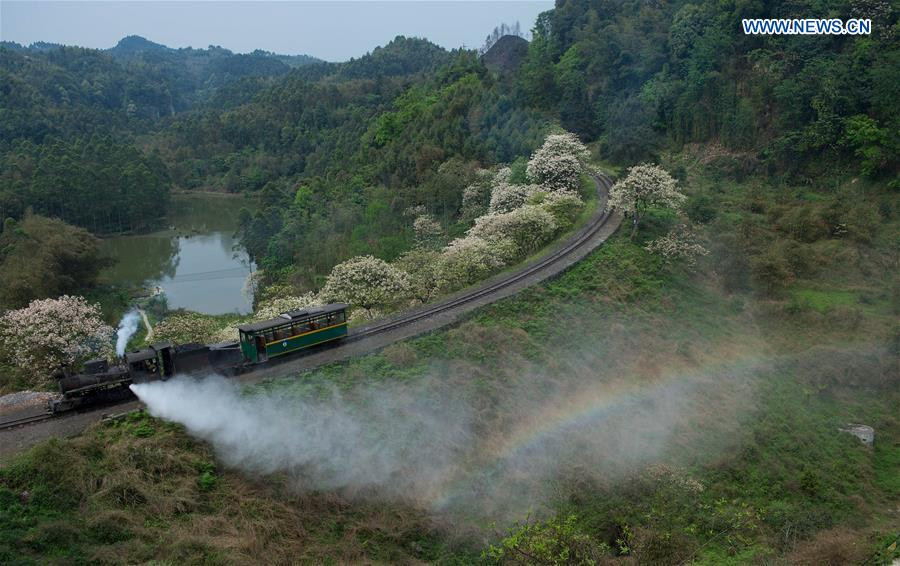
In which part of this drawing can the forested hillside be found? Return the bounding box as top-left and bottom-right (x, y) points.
(0, 1), (898, 563)
(519, 0), (898, 174)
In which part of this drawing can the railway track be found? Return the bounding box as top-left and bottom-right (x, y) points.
(353, 173), (614, 340)
(0, 410), (54, 430)
(0, 174), (618, 437)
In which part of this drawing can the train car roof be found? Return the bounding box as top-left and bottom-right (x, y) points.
(237, 303), (348, 333)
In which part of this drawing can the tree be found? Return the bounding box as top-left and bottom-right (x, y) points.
(412, 214), (443, 250)
(0, 295), (114, 386)
(489, 181), (541, 214)
(645, 224), (709, 265)
(320, 255), (411, 314)
(435, 235), (516, 293)
(393, 249), (441, 304)
(607, 164), (685, 237)
(468, 205), (559, 257)
(526, 132), (590, 193)
(0, 215), (112, 309)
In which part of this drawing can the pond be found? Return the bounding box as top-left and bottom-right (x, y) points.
(101, 193), (256, 315)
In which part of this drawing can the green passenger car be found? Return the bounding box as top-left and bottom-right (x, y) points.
(237, 303), (349, 364)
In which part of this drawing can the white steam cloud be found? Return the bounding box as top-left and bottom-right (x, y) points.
(130, 356), (763, 520)
(116, 309), (142, 356)
(131, 375), (472, 504)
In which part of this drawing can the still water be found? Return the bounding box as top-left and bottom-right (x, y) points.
(101, 194), (256, 314)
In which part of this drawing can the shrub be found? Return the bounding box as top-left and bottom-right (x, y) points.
(468, 205), (559, 257)
(320, 255), (411, 313)
(645, 224), (709, 265)
(538, 191), (584, 229)
(0, 295), (114, 386)
(684, 194), (716, 224)
(484, 514), (606, 565)
(489, 180), (542, 214)
(435, 235), (516, 292)
(393, 249), (442, 303)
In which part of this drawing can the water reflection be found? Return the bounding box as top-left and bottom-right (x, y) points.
(101, 194), (256, 314)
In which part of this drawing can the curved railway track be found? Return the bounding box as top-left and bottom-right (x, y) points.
(353, 173), (615, 339)
(0, 174), (620, 440)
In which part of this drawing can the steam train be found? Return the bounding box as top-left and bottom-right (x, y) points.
(51, 303), (349, 413)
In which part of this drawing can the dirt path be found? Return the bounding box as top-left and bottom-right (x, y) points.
(139, 308), (154, 343)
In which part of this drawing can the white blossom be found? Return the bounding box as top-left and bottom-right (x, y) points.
(434, 235), (516, 293)
(489, 181), (542, 214)
(468, 205), (559, 256)
(526, 131), (590, 193)
(0, 295), (114, 383)
(645, 224), (709, 265)
(402, 204), (427, 218)
(412, 214), (443, 250)
(320, 255), (411, 312)
(607, 163), (685, 235)
(461, 168), (494, 219)
(348, 307), (384, 325)
(393, 249), (442, 304)
(254, 292), (321, 320)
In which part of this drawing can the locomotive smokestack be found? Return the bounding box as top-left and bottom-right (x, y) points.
(115, 309), (141, 356)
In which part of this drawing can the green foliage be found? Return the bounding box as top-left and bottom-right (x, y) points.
(0, 137), (169, 234)
(0, 215), (111, 309)
(513, 0), (900, 176)
(485, 514), (606, 564)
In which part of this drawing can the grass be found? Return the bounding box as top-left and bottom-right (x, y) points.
(3, 155), (897, 564)
(791, 288), (859, 314)
(0, 410), (476, 564)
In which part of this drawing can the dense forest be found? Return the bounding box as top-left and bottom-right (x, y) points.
(0, 1), (898, 563)
(2, 0), (896, 294)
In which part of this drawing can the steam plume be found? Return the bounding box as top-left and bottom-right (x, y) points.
(130, 354), (763, 520)
(116, 309), (141, 356)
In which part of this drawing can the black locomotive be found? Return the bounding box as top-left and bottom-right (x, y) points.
(50, 304), (349, 414)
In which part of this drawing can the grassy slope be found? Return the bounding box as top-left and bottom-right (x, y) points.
(1, 155), (897, 564)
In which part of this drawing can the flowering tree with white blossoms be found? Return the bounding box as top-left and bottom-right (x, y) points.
(412, 214), (443, 250)
(645, 224), (709, 265)
(489, 181), (542, 214)
(461, 169), (493, 220)
(320, 255), (411, 314)
(434, 235), (517, 293)
(526, 132), (590, 193)
(468, 205), (559, 256)
(254, 292), (321, 320)
(607, 163), (686, 237)
(153, 311), (223, 344)
(0, 295), (114, 384)
(393, 249), (441, 304)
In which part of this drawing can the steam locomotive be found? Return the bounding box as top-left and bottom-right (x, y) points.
(51, 303), (349, 413)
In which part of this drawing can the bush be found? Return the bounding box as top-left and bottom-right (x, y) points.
(468, 205), (559, 257)
(684, 194), (716, 224)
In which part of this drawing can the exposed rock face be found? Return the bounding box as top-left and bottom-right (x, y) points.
(482, 35), (529, 73)
(839, 423), (874, 446)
